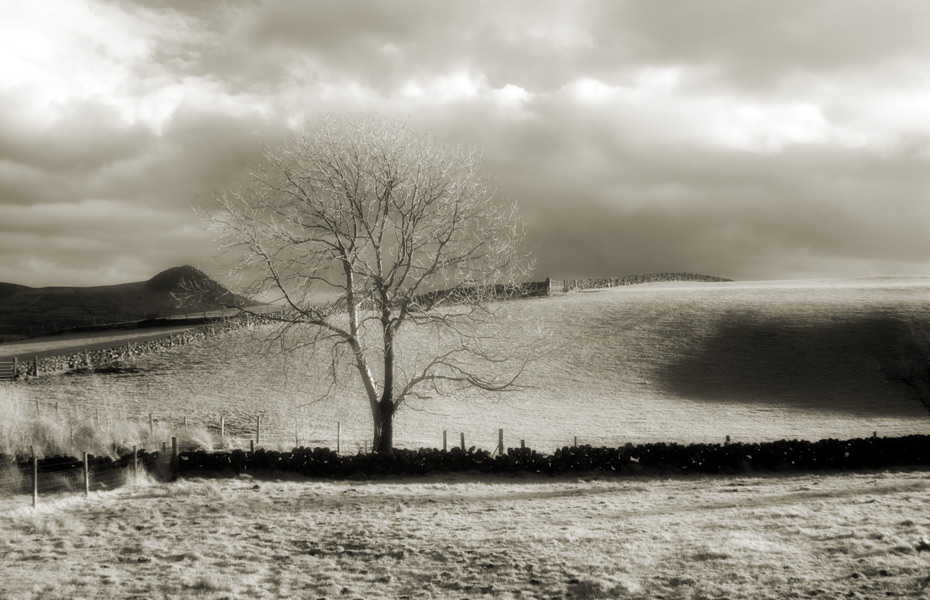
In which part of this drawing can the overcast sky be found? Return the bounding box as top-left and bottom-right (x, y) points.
(3, 0), (930, 287)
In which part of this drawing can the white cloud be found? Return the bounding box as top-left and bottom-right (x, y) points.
(490, 84), (533, 112)
(562, 78), (627, 104)
(406, 70), (489, 103)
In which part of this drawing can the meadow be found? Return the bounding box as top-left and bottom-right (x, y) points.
(2, 469), (930, 599)
(3, 276), (930, 599)
(9, 276), (930, 455)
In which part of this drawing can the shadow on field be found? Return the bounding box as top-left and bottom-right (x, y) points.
(657, 311), (929, 416)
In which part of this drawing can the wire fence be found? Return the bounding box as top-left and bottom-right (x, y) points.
(0, 446), (175, 511)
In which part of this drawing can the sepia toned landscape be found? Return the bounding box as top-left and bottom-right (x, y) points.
(6, 1), (930, 599)
(3, 276), (930, 599)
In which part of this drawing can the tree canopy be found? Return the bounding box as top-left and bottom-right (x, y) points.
(206, 115), (534, 451)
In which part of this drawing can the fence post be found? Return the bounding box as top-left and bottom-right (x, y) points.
(160, 441), (168, 481)
(83, 452), (89, 497)
(13, 357), (17, 380)
(220, 416), (225, 446)
(183, 415), (188, 429)
(521, 439), (526, 450)
(443, 430), (448, 452)
(33, 356), (38, 377)
(31, 446), (37, 509)
(461, 432), (466, 451)
(574, 436), (578, 448)
(256, 416), (261, 446)
(498, 428), (504, 456)
(337, 422), (341, 454)
(171, 437), (178, 478)
(250, 439), (254, 453)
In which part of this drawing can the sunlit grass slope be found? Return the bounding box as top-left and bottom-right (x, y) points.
(17, 276), (930, 452)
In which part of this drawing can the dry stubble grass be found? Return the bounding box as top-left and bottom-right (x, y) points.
(2, 469), (930, 599)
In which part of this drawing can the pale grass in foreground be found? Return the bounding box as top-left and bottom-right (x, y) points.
(1, 470), (930, 599)
(0, 385), (216, 459)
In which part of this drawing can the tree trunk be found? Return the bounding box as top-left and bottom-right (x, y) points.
(374, 396), (395, 453)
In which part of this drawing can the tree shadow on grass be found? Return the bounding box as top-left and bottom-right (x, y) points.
(655, 310), (929, 417)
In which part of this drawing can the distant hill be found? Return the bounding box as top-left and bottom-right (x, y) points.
(0, 266), (259, 340)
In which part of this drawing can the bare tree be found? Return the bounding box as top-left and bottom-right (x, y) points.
(203, 114), (534, 452)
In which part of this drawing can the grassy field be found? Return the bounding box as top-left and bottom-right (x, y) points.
(2, 469), (930, 599)
(10, 276), (930, 454)
(3, 276), (930, 599)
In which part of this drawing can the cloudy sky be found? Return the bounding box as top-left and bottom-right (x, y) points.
(3, 0), (930, 288)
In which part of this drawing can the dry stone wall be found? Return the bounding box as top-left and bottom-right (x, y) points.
(559, 273), (732, 292)
(13, 314), (279, 379)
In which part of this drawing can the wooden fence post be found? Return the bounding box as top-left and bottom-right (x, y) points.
(33, 356), (38, 377)
(574, 436), (578, 448)
(498, 428), (504, 456)
(83, 452), (89, 497)
(443, 430), (448, 452)
(250, 439), (254, 453)
(183, 416), (188, 429)
(31, 447), (37, 509)
(256, 416), (261, 446)
(521, 439), (526, 450)
(460, 432), (466, 451)
(220, 416), (225, 444)
(171, 437), (178, 478)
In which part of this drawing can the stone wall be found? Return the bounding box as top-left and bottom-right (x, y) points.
(14, 314), (276, 379)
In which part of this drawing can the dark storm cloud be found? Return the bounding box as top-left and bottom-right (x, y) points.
(515, 141), (930, 280)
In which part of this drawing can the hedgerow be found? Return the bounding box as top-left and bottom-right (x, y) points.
(4, 434), (927, 482)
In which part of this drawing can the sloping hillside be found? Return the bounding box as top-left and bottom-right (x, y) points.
(0, 266), (258, 339)
(18, 275), (930, 450)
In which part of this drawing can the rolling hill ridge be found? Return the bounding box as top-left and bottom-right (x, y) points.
(0, 266), (258, 339)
